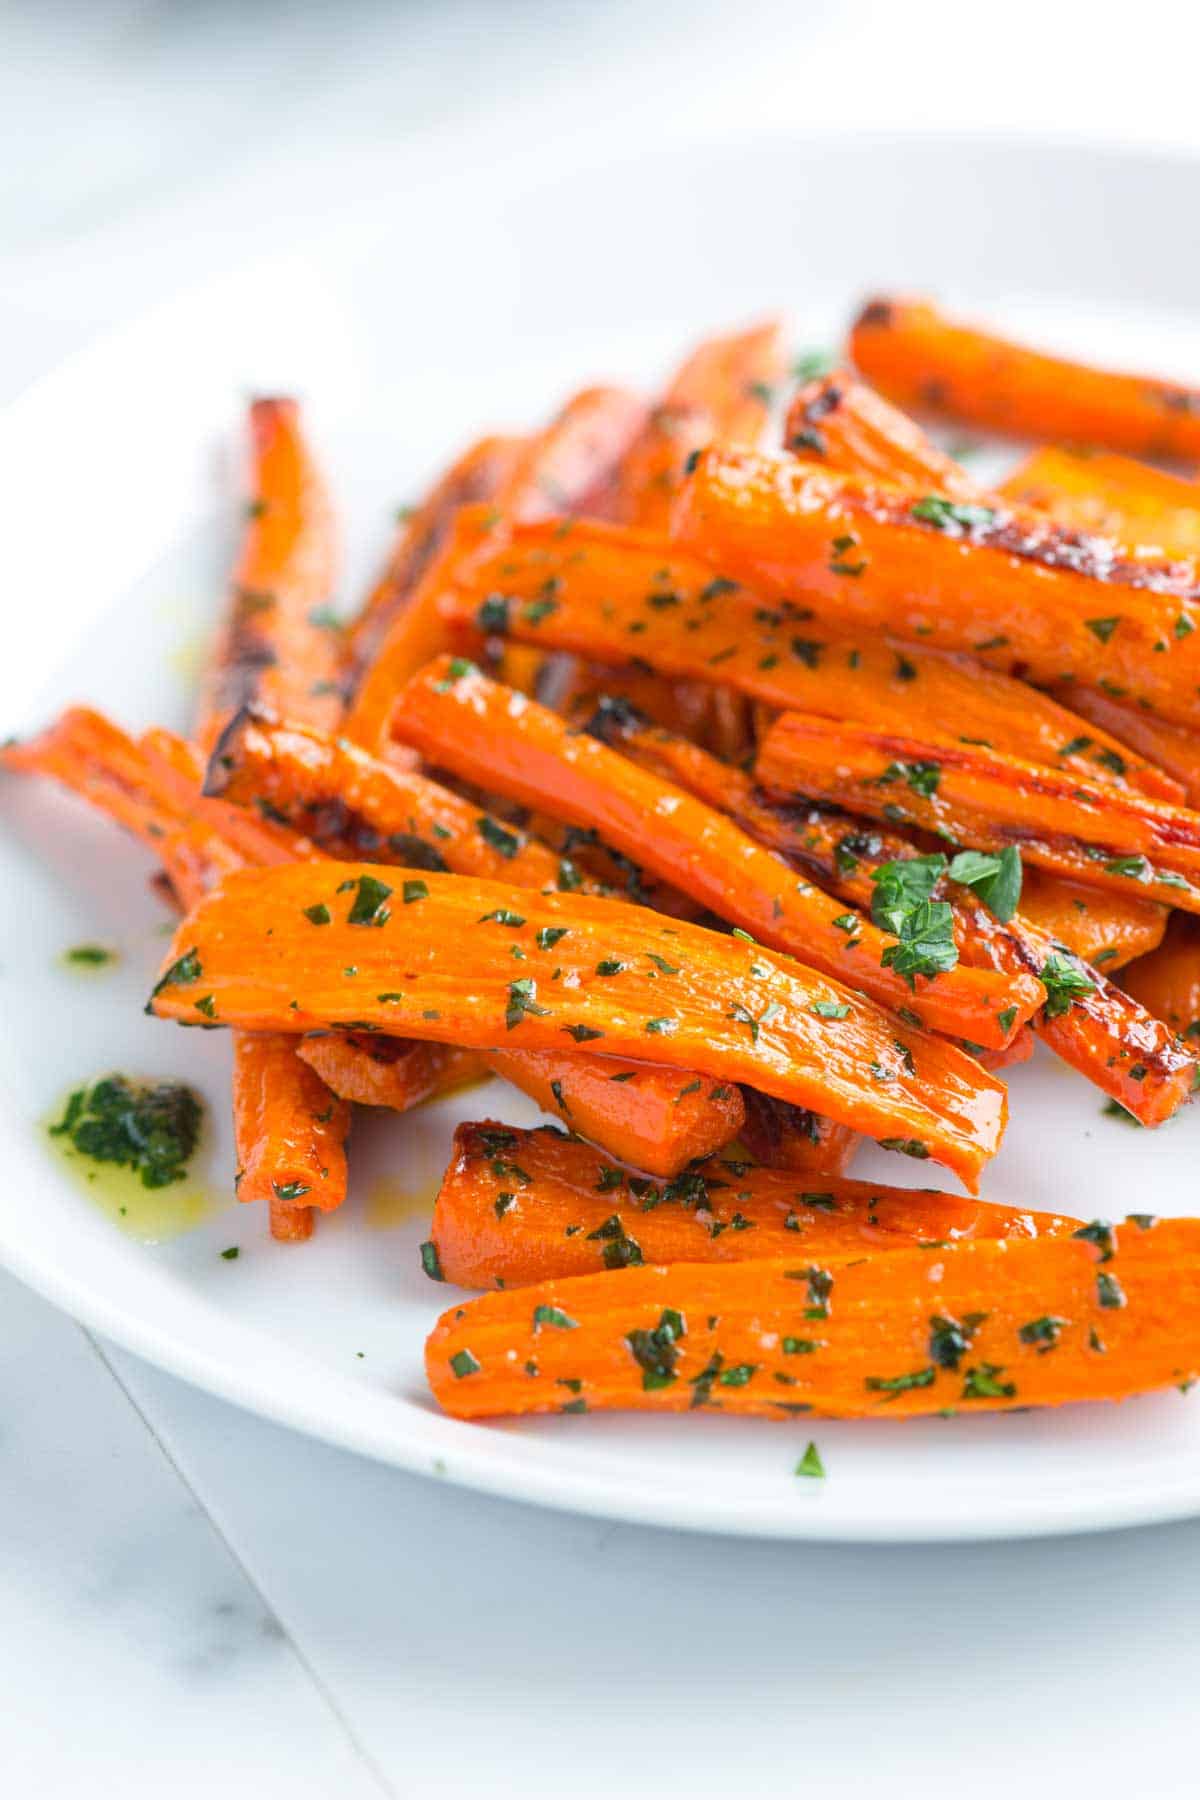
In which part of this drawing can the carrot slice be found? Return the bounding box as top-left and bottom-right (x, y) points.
(435, 509), (1177, 799)
(737, 1090), (859, 1176)
(426, 1217), (1200, 1419)
(146, 862), (1009, 1191)
(1014, 867), (1166, 973)
(392, 657), (1043, 1049)
(1000, 445), (1200, 563)
(348, 433), (524, 681)
(297, 1033), (490, 1111)
(195, 397), (343, 751)
(428, 1120), (1078, 1290)
(850, 294), (1200, 462)
(592, 700), (1191, 1124)
(233, 1031), (350, 1223)
(611, 319), (785, 530)
(672, 445), (1200, 730)
(1121, 912), (1200, 1040)
(757, 709), (1200, 914)
(785, 367), (981, 497)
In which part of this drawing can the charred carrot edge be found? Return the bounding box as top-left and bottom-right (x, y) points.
(757, 709), (1200, 915)
(495, 385), (648, 524)
(671, 445), (1200, 731)
(434, 508), (1177, 799)
(426, 1217), (1200, 1419)
(391, 656), (1043, 1050)
(297, 1034), (490, 1111)
(204, 706), (576, 890)
(1000, 445), (1200, 564)
(196, 397), (343, 752)
(850, 294), (1200, 463)
(147, 862), (1009, 1191)
(427, 1119), (1078, 1290)
(233, 1031), (350, 1215)
(611, 319), (785, 530)
(594, 704), (1191, 1124)
(785, 368), (981, 497)
(348, 433), (524, 680)
(736, 1089), (859, 1175)
(485, 1048), (745, 1179)
(139, 725), (319, 869)
(1121, 912), (1200, 1040)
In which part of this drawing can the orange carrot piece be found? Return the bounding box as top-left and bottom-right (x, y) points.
(435, 509), (1178, 800)
(297, 1034), (490, 1111)
(593, 700), (1191, 1123)
(785, 367), (981, 496)
(485, 1049), (744, 1178)
(392, 657), (1043, 1049)
(269, 1194), (315, 1241)
(850, 294), (1200, 463)
(427, 1217), (1200, 1419)
(757, 709), (1200, 914)
(147, 863), (1009, 1191)
(611, 319), (785, 529)
(205, 707), (574, 890)
(232, 1031), (350, 1216)
(736, 1090), (859, 1176)
(1121, 912), (1200, 1040)
(196, 397), (343, 751)
(1044, 682), (1200, 810)
(672, 445), (1200, 730)
(1000, 445), (1200, 563)
(348, 433), (524, 680)
(495, 385), (648, 523)
(427, 1119), (1078, 1290)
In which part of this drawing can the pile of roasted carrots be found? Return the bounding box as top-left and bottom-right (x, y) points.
(10, 298), (1200, 1429)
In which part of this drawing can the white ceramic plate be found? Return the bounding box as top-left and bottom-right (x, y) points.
(4, 132), (1200, 1541)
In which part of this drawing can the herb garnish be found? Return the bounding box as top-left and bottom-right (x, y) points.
(49, 1076), (202, 1189)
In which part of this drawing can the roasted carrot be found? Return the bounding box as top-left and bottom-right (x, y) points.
(427, 1217), (1200, 1419)
(348, 433), (524, 680)
(850, 294), (1200, 463)
(785, 367), (981, 497)
(1121, 911), (1200, 1040)
(737, 1090), (859, 1176)
(269, 1194), (315, 1241)
(1000, 445), (1200, 563)
(590, 699), (1191, 1123)
(391, 656), (1044, 1049)
(485, 1049), (745, 1177)
(195, 398), (343, 751)
(672, 445), (1200, 731)
(147, 863), (1010, 1190)
(611, 319), (785, 530)
(435, 509), (1178, 799)
(494, 385), (648, 522)
(297, 1033), (490, 1111)
(427, 1120), (1078, 1290)
(232, 1031), (350, 1237)
(1044, 682), (1200, 810)
(757, 710), (1200, 915)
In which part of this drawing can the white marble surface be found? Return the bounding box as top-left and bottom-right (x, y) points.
(7, 3), (1200, 1794)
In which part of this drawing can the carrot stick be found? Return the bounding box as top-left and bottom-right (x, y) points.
(1013, 867), (1166, 973)
(592, 700), (1192, 1123)
(426, 1217), (1200, 1419)
(435, 509), (1178, 799)
(146, 862), (1010, 1191)
(139, 724), (317, 870)
(495, 385), (648, 522)
(785, 367), (981, 497)
(269, 1194), (315, 1241)
(611, 320), (785, 530)
(195, 397), (343, 751)
(1000, 445), (1200, 564)
(427, 1119), (1078, 1290)
(296, 1033), (490, 1111)
(757, 709), (1200, 914)
(205, 706), (576, 890)
(850, 294), (1200, 463)
(348, 433), (524, 680)
(392, 656), (1044, 1049)
(737, 1090), (859, 1175)
(671, 445), (1200, 730)
(233, 1031), (350, 1229)
(1121, 912), (1200, 1040)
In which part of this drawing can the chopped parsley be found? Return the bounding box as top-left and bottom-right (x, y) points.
(340, 875), (393, 926)
(795, 1441), (825, 1479)
(477, 816), (521, 858)
(49, 1076), (202, 1189)
(506, 977), (551, 1030)
(947, 846), (1022, 921)
(910, 496), (996, 533)
(1040, 952), (1095, 1018)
